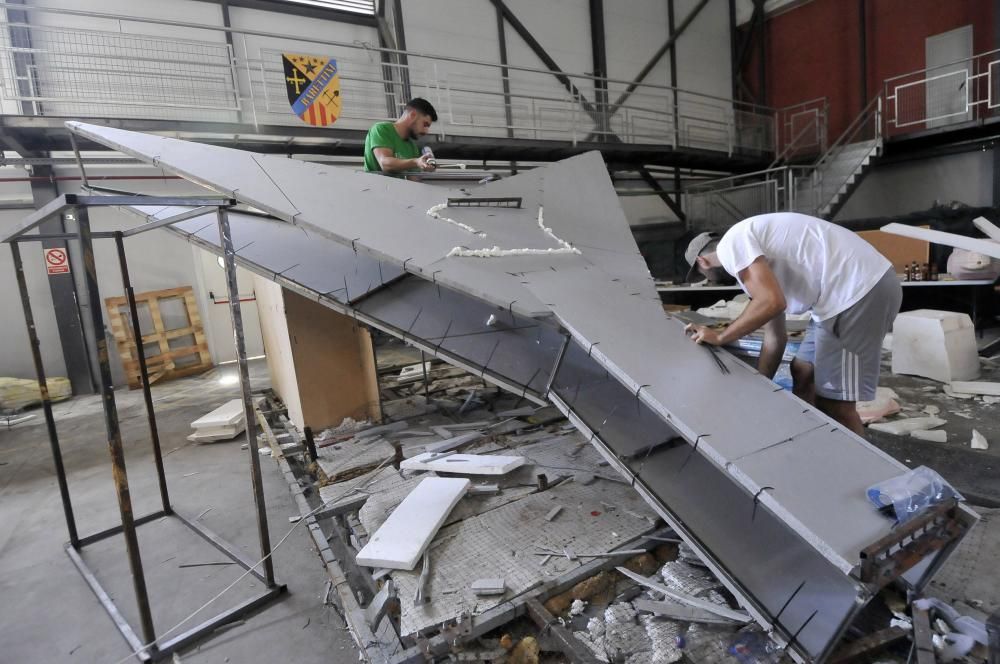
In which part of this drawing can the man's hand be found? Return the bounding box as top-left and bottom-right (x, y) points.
(685, 323), (724, 346)
(415, 154), (437, 172)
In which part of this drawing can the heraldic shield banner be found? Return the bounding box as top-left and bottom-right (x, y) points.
(282, 53), (342, 127)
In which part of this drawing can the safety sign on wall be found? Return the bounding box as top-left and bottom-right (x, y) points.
(44, 247), (70, 275)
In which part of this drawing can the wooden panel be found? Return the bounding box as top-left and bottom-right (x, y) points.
(253, 277), (304, 426)
(105, 285), (212, 389)
(282, 288), (382, 429)
(857, 228), (930, 273)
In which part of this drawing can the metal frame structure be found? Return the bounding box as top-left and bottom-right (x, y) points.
(3, 193), (287, 663)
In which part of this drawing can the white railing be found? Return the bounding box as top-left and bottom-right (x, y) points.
(0, 2), (778, 156)
(771, 97), (828, 165)
(884, 46), (1000, 135)
(688, 94), (882, 227)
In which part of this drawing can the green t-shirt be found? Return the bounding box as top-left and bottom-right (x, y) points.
(363, 121), (420, 173)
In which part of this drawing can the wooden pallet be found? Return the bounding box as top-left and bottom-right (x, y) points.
(105, 286), (212, 389)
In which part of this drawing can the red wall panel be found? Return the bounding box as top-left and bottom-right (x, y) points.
(757, 0), (994, 139)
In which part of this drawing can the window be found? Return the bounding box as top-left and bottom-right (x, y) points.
(279, 0), (375, 15)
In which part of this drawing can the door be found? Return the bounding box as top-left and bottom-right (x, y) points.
(925, 25), (973, 128)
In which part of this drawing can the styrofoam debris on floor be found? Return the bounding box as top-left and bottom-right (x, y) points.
(971, 430), (990, 450)
(869, 416), (946, 435)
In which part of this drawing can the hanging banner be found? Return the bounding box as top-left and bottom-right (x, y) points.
(282, 52), (342, 127)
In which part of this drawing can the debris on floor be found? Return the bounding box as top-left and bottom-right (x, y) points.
(891, 310), (979, 383)
(264, 338), (1000, 664)
(188, 398), (250, 442)
(0, 376), (71, 412)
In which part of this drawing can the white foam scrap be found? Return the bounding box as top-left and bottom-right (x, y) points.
(426, 203), (486, 237)
(447, 245), (580, 258)
(911, 429), (948, 443)
(537, 206), (581, 253)
(971, 429), (989, 450)
(869, 416), (947, 435)
(586, 617), (605, 639)
(569, 599), (587, 616)
(943, 384), (976, 400)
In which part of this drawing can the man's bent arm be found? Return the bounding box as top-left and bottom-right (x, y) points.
(757, 314), (787, 379)
(373, 147), (422, 173)
(717, 256), (787, 345)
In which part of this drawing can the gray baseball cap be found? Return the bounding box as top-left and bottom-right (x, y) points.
(684, 232), (719, 283)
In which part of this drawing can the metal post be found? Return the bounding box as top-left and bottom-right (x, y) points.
(216, 207), (276, 587)
(114, 231), (171, 514)
(367, 325), (386, 422)
(77, 207), (158, 648)
(10, 241), (79, 547)
(303, 426), (318, 462)
(420, 350), (430, 401)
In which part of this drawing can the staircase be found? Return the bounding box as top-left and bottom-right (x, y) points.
(803, 95), (884, 218)
(688, 95), (884, 228)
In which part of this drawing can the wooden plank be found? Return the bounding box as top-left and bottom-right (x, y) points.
(400, 451), (526, 475)
(355, 477), (470, 570)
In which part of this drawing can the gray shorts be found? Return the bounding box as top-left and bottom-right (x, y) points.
(795, 268), (901, 402)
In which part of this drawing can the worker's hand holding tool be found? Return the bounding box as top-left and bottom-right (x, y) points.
(685, 323), (723, 346)
(417, 146), (438, 172)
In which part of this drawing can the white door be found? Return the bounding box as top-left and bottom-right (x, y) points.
(925, 25), (973, 128)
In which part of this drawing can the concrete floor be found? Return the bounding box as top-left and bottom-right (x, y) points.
(0, 360), (360, 663)
(868, 349), (1000, 507)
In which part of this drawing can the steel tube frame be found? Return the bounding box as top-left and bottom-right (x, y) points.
(114, 230), (171, 513)
(79, 206), (159, 647)
(4, 198), (285, 662)
(9, 240), (79, 546)
(216, 207), (277, 587)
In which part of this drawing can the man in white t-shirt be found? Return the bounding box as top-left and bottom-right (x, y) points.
(682, 212), (902, 435)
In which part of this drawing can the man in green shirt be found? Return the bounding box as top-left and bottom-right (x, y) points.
(363, 98), (438, 175)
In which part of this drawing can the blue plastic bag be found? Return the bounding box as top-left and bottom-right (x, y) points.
(866, 466), (962, 524)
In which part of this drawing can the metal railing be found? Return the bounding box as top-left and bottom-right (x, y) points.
(0, 2), (778, 156)
(771, 97), (828, 165)
(808, 93), (881, 215)
(687, 95), (882, 228)
(883, 46), (1000, 135)
(686, 165), (811, 231)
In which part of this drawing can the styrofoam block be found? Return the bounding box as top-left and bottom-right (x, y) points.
(949, 381), (1000, 397)
(400, 451), (526, 475)
(355, 477), (470, 570)
(971, 430), (989, 450)
(869, 417), (946, 435)
(191, 398), (246, 429)
(186, 427), (244, 443)
(910, 430), (947, 443)
(891, 310), (980, 383)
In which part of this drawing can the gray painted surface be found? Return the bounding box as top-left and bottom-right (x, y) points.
(520, 263), (908, 572)
(68, 123), (970, 662)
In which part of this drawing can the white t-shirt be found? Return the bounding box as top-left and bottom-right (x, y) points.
(716, 213), (891, 321)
